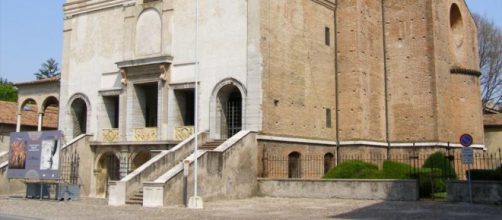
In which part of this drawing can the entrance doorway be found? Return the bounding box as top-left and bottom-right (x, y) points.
(226, 91), (242, 137)
(215, 85), (242, 139)
(134, 83), (158, 128)
(96, 152), (120, 198)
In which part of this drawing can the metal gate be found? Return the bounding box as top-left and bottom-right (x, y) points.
(60, 149), (80, 184)
(226, 91), (242, 137)
(409, 153), (456, 199)
(105, 154), (120, 181)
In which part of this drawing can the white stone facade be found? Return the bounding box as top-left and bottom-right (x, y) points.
(60, 0), (262, 142)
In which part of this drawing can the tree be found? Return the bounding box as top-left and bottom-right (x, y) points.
(473, 14), (502, 109)
(0, 77), (17, 102)
(34, 58), (61, 80)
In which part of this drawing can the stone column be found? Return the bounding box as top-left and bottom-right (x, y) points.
(119, 148), (130, 179)
(159, 64), (170, 141)
(38, 113), (43, 131)
(16, 114), (21, 132)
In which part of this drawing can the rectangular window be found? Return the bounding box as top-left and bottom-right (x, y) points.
(325, 27), (330, 46)
(103, 96), (119, 128)
(326, 108), (332, 128)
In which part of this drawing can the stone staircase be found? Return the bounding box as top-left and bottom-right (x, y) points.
(108, 132), (211, 206)
(143, 131), (257, 207)
(199, 140), (225, 151)
(122, 140), (225, 206)
(126, 189), (143, 205)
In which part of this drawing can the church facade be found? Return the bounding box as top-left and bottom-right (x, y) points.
(57, 0), (483, 200)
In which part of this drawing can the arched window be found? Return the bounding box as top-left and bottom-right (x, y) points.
(70, 98), (88, 137)
(450, 3), (464, 48)
(135, 9), (161, 56)
(288, 152), (301, 178)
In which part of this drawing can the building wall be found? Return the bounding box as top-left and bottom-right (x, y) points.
(484, 126), (502, 154)
(60, 3), (126, 140)
(260, 0), (483, 147)
(384, 0), (437, 142)
(337, 0), (386, 142)
(431, 0), (484, 145)
(260, 0), (336, 140)
(60, 0), (484, 147)
(61, 0), (258, 141)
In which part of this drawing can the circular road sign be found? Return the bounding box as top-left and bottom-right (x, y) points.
(460, 134), (473, 147)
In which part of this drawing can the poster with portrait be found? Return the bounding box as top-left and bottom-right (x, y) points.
(7, 131), (62, 180)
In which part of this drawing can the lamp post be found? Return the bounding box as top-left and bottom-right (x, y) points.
(188, 0), (203, 209)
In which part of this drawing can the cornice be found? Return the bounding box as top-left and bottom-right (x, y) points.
(64, 0), (134, 18)
(311, 0), (335, 10)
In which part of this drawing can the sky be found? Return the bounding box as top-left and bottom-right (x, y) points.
(0, 0), (501, 83)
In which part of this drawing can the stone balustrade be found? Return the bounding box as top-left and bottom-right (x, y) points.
(174, 126), (194, 141)
(102, 128), (119, 142)
(133, 128), (157, 141)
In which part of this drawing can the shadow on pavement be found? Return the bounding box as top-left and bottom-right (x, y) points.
(329, 200), (502, 220)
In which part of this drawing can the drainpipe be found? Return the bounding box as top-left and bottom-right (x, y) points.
(381, 0), (391, 159)
(334, 0), (340, 165)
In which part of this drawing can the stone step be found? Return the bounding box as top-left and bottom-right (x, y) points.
(126, 189), (144, 205)
(126, 200), (142, 205)
(129, 196), (143, 201)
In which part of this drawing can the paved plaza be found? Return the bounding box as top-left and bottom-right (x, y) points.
(0, 196), (501, 220)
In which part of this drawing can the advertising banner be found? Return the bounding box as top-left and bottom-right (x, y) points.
(7, 131), (62, 180)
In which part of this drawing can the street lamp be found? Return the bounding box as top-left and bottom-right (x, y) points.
(188, 0), (203, 209)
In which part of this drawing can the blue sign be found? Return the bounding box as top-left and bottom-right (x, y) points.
(7, 131), (62, 180)
(460, 134), (473, 147)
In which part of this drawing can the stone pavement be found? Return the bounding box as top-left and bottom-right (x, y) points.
(0, 196), (501, 220)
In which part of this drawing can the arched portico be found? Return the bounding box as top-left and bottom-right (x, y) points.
(15, 77), (60, 132)
(17, 99), (38, 132)
(129, 151), (152, 172)
(40, 96), (59, 131)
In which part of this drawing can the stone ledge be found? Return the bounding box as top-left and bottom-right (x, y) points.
(258, 178), (419, 201)
(450, 67), (482, 77)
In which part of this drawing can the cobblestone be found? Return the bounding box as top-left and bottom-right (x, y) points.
(0, 196), (501, 220)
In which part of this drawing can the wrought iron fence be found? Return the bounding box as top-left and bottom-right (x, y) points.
(59, 149), (80, 184)
(263, 149), (502, 180)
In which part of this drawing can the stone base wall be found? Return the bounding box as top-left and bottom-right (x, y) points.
(0, 168), (25, 195)
(447, 180), (502, 204)
(0, 135), (10, 153)
(257, 178), (419, 201)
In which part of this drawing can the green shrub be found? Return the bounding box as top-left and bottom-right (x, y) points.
(380, 160), (413, 179)
(422, 152), (457, 179)
(469, 170), (496, 180)
(469, 168), (502, 181)
(323, 160), (379, 179)
(495, 166), (502, 180)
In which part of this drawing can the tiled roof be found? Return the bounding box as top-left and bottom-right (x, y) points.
(14, 77), (60, 86)
(484, 114), (502, 126)
(0, 101), (58, 128)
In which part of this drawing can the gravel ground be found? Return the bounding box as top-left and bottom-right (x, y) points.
(0, 196), (501, 220)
